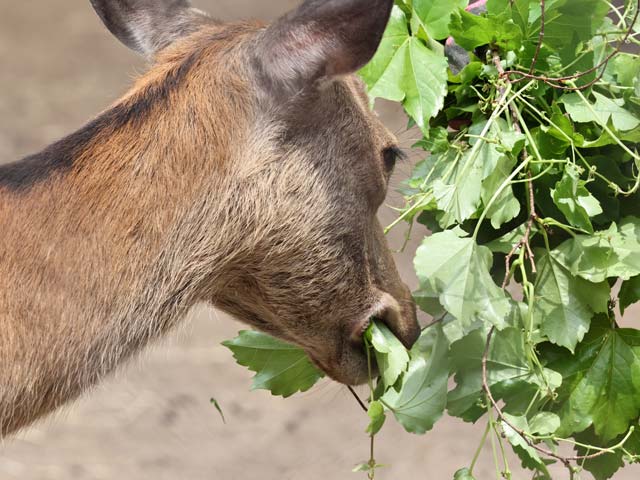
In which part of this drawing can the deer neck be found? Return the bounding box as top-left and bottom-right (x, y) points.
(0, 49), (253, 435)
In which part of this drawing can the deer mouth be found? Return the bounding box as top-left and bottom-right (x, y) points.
(306, 292), (419, 386)
(306, 322), (380, 387)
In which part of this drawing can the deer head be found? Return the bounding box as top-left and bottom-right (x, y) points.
(84, 0), (421, 385)
(1, 0), (423, 436)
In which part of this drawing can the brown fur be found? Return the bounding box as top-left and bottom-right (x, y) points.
(0, 3), (419, 437)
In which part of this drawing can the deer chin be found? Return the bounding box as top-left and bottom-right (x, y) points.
(308, 342), (375, 387)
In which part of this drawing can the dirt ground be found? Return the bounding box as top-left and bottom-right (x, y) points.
(1, 1), (638, 479)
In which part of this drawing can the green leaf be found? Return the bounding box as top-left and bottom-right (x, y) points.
(448, 327), (561, 421)
(352, 462), (386, 473)
(529, 0), (608, 66)
(481, 154), (521, 229)
(414, 231), (512, 334)
(541, 0), (608, 39)
(222, 331), (324, 398)
(454, 467), (476, 480)
(367, 321), (410, 388)
(620, 275), (640, 315)
(432, 150), (483, 227)
(572, 427), (640, 480)
(551, 164), (603, 233)
(611, 53), (640, 93)
(366, 400), (387, 435)
(486, 0), (531, 33)
(411, 0), (468, 41)
(555, 218), (640, 283)
(415, 126), (449, 154)
(561, 92), (640, 132)
(359, 6), (448, 133)
(486, 224), (530, 254)
(501, 413), (547, 469)
(359, 7), (411, 91)
(352, 463), (370, 473)
(433, 120), (514, 227)
(382, 324), (449, 434)
(552, 317), (640, 442)
(528, 412), (561, 435)
(534, 250), (610, 352)
(450, 8), (522, 51)
(210, 398), (226, 424)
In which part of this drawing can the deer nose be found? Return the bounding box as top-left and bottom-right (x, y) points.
(373, 291), (420, 349)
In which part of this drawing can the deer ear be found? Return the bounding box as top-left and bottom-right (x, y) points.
(254, 0), (394, 98)
(89, 0), (211, 57)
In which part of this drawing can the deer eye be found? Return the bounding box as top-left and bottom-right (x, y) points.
(382, 146), (406, 173)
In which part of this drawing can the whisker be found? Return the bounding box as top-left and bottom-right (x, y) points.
(347, 386), (368, 412)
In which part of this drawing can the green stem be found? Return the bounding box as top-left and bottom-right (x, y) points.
(524, 390), (541, 417)
(512, 106), (545, 165)
(487, 400), (503, 480)
(540, 217), (579, 237)
(470, 420), (491, 474)
(534, 426), (636, 453)
(492, 411), (511, 479)
(364, 339), (377, 480)
(384, 193), (432, 234)
(518, 96), (640, 195)
(473, 156), (532, 239)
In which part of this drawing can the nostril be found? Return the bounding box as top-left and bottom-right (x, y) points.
(373, 293), (420, 349)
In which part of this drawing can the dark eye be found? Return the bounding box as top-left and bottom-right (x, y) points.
(382, 146), (406, 173)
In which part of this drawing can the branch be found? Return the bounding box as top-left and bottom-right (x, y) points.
(482, 29), (637, 467)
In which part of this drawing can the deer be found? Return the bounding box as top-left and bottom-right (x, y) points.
(0, 0), (423, 437)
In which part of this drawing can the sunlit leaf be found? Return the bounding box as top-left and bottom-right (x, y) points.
(414, 231), (512, 334)
(366, 400), (387, 435)
(411, 0), (469, 40)
(555, 218), (640, 283)
(562, 92), (640, 132)
(366, 321), (410, 388)
(222, 331), (324, 398)
(620, 275), (640, 315)
(534, 250), (610, 352)
(551, 164), (603, 233)
(359, 6), (448, 133)
(551, 317), (640, 442)
(382, 324), (449, 434)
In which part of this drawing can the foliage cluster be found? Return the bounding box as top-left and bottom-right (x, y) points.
(225, 1), (640, 478)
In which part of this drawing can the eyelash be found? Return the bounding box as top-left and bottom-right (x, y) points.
(382, 146), (406, 172)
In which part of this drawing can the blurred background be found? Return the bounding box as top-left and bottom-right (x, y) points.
(0, 1), (638, 479)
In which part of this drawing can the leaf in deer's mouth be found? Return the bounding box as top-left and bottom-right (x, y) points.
(223, 320), (451, 436)
(365, 321), (409, 388)
(222, 330), (324, 398)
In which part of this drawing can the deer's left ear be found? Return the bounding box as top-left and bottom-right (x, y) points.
(89, 0), (212, 57)
(254, 0), (394, 98)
